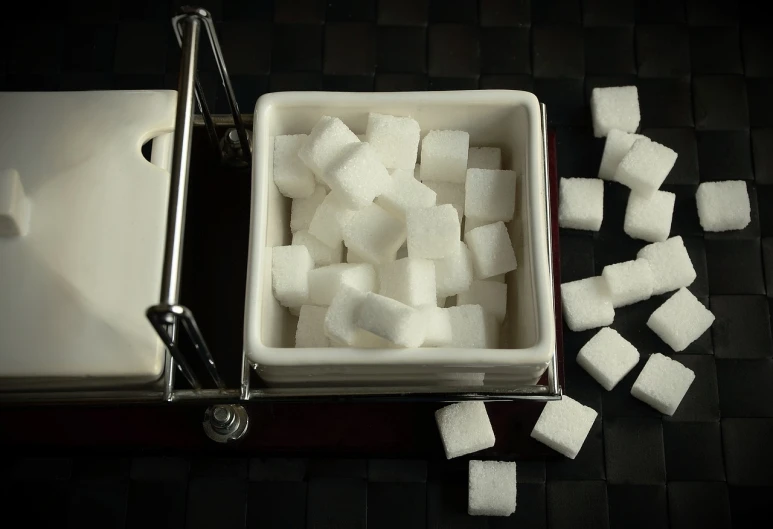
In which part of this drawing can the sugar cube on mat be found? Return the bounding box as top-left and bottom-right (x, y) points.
(308, 263), (377, 306)
(295, 305), (330, 347)
(324, 284), (369, 346)
(468, 147), (502, 170)
(601, 258), (654, 308)
(561, 276), (614, 332)
(364, 113), (421, 170)
(272, 134), (315, 198)
(420, 130), (470, 184)
(420, 306), (453, 347)
(465, 221), (518, 279)
(468, 460), (517, 517)
(590, 85), (641, 137)
(624, 189), (675, 243)
(355, 292), (425, 348)
(325, 142), (391, 209)
(298, 116), (360, 182)
(577, 328), (640, 391)
(435, 401), (496, 459)
(647, 288), (715, 352)
(406, 204), (461, 259)
(530, 396), (598, 459)
(447, 305), (500, 348)
(423, 181), (465, 221)
(434, 240), (474, 297)
(615, 138), (678, 198)
(597, 129), (647, 181)
(308, 192), (356, 248)
(290, 185), (327, 233)
(379, 257), (437, 308)
(376, 168), (437, 219)
(463, 215), (491, 234)
(271, 245), (315, 308)
(558, 177), (604, 231)
(292, 230), (343, 267)
(637, 236), (696, 296)
(457, 280), (507, 322)
(631, 353), (695, 416)
(343, 203), (407, 265)
(465, 168), (518, 222)
(696, 180), (751, 232)
(0, 168), (30, 237)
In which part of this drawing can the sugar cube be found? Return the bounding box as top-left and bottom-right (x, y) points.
(273, 134), (316, 198)
(291, 185), (327, 233)
(465, 221), (518, 279)
(434, 240), (474, 297)
(423, 181), (465, 221)
(598, 129), (647, 181)
(420, 306), (453, 346)
(448, 305), (499, 348)
(558, 177), (604, 231)
(379, 257), (437, 308)
(308, 263), (377, 306)
(420, 130), (470, 184)
(468, 460), (517, 517)
(631, 353), (695, 416)
(577, 328), (640, 390)
(637, 236), (696, 295)
(561, 276), (614, 332)
(467, 147), (502, 170)
(308, 192), (357, 248)
(457, 280), (507, 322)
(647, 288), (715, 352)
(271, 245), (315, 308)
(465, 169), (518, 222)
(298, 116), (360, 182)
(292, 230), (343, 267)
(530, 395), (598, 459)
(343, 203), (407, 265)
(355, 292), (425, 348)
(696, 181), (751, 232)
(616, 138), (678, 198)
(590, 86), (641, 137)
(295, 305), (330, 347)
(0, 168), (30, 237)
(364, 113), (421, 170)
(624, 190), (675, 242)
(601, 258), (654, 308)
(435, 401), (496, 459)
(325, 142), (391, 209)
(464, 216), (490, 233)
(406, 204), (461, 259)
(324, 284), (370, 346)
(376, 168), (437, 219)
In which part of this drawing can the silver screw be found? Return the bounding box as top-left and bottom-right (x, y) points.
(212, 405), (234, 428)
(227, 128), (240, 146)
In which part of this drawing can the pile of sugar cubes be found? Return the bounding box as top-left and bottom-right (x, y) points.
(272, 113), (518, 350)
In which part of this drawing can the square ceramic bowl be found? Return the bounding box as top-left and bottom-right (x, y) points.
(244, 90), (555, 389)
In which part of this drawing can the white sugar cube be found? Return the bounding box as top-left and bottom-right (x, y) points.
(465, 168), (518, 222)
(463, 216), (491, 234)
(577, 328), (640, 391)
(530, 395), (598, 459)
(379, 257), (437, 308)
(343, 203), (407, 265)
(598, 129), (647, 181)
(434, 240), (474, 297)
(324, 284), (369, 346)
(561, 276), (614, 332)
(601, 258), (654, 308)
(273, 134), (315, 198)
(292, 230), (343, 267)
(448, 305), (499, 348)
(590, 86), (641, 137)
(616, 139), (678, 198)
(308, 192), (357, 248)
(465, 221), (518, 279)
(423, 181), (465, 221)
(420, 306), (453, 347)
(406, 204), (461, 259)
(468, 460), (517, 517)
(696, 181), (751, 232)
(467, 147), (502, 170)
(376, 168), (437, 219)
(295, 305), (330, 347)
(308, 263), (377, 306)
(271, 245), (315, 308)
(298, 116), (360, 183)
(624, 190), (675, 242)
(631, 353), (695, 416)
(647, 288), (715, 352)
(558, 177), (604, 231)
(364, 113), (421, 170)
(637, 236), (696, 295)
(325, 142), (391, 209)
(355, 292), (425, 348)
(457, 280), (507, 322)
(435, 401), (496, 459)
(0, 168), (30, 237)
(291, 185), (327, 233)
(420, 130), (470, 184)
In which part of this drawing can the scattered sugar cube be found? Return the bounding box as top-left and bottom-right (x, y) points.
(457, 280), (507, 322)
(647, 288), (715, 352)
(292, 230), (343, 267)
(631, 353), (695, 416)
(696, 181), (751, 232)
(577, 328), (640, 390)
(468, 460), (517, 517)
(406, 204), (461, 259)
(295, 305), (330, 347)
(291, 185), (327, 233)
(530, 395), (598, 459)
(355, 292), (425, 348)
(420, 130), (470, 184)
(590, 86), (641, 137)
(298, 116), (360, 183)
(364, 113), (421, 170)
(0, 168), (30, 237)
(467, 147), (502, 170)
(308, 263), (377, 306)
(420, 306), (453, 346)
(379, 257), (437, 308)
(324, 284), (369, 346)
(637, 236), (696, 296)
(325, 142), (391, 209)
(558, 177), (604, 231)
(308, 192), (357, 248)
(447, 305), (499, 348)
(423, 181), (465, 221)
(343, 203), (407, 265)
(465, 221), (518, 279)
(435, 401), (496, 459)
(616, 138), (678, 198)
(273, 134), (315, 198)
(598, 129), (647, 181)
(624, 190), (675, 242)
(376, 169), (437, 219)
(434, 240), (474, 297)
(561, 276), (614, 332)
(601, 258), (654, 308)
(271, 245), (315, 308)
(465, 168), (518, 222)
(463, 216), (491, 234)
